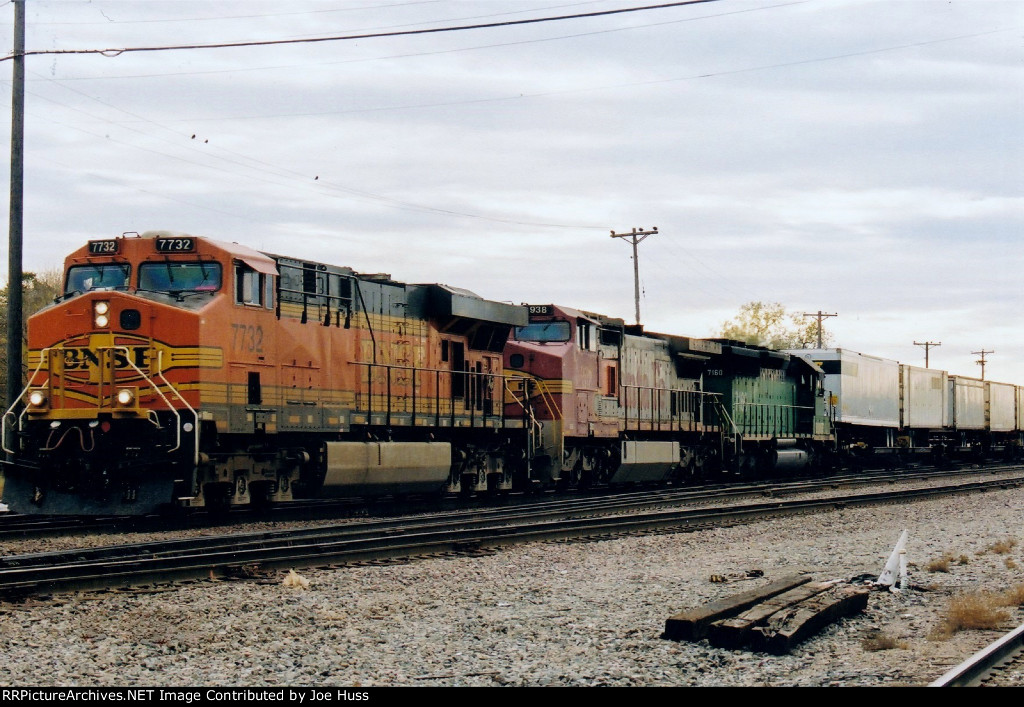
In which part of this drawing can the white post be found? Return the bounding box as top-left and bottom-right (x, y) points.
(877, 530), (909, 587)
(898, 550), (907, 591)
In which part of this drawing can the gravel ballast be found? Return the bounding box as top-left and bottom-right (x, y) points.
(2, 486), (1023, 687)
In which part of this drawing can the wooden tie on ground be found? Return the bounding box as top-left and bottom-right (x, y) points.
(663, 573), (870, 655)
(662, 573), (812, 642)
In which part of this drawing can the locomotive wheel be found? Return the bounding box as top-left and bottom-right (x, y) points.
(459, 473), (477, 498)
(203, 482), (232, 516)
(248, 480), (274, 512)
(485, 473), (509, 497)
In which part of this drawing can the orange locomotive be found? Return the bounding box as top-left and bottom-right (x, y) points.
(2, 231), (530, 514)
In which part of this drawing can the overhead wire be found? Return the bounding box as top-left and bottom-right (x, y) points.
(12, 4), (1009, 237)
(8, 2), (1013, 253)
(38, 1), (805, 84)
(73, 21), (1011, 125)
(0, 0), (737, 230)
(0, 1), (724, 61)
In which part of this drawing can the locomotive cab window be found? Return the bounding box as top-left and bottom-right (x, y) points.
(235, 262), (266, 306)
(514, 320), (571, 342)
(65, 263), (130, 294)
(599, 328), (622, 346)
(577, 321), (596, 352)
(139, 262), (221, 294)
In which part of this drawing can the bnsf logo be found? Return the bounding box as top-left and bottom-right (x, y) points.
(62, 346), (150, 371)
(33, 338), (223, 382)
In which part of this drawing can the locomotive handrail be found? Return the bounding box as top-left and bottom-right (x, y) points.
(707, 396), (741, 467)
(275, 287), (352, 304)
(351, 360), (530, 428)
(732, 401), (817, 437)
(1, 346), (53, 455)
(353, 280), (376, 364)
(275, 260), (351, 328)
(619, 384), (715, 433)
(108, 346), (187, 457)
(708, 395), (740, 436)
(530, 379), (562, 420)
(151, 349), (200, 466)
(504, 377), (544, 454)
(1, 346), (195, 460)
(502, 376), (534, 416)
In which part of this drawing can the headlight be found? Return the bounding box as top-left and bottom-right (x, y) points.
(115, 388), (135, 407)
(94, 301), (110, 328)
(27, 389), (47, 407)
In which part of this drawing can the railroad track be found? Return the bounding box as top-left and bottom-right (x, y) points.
(1, 463), (1018, 540)
(1, 471), (1022, 601)
(931, 623), (1024, 687)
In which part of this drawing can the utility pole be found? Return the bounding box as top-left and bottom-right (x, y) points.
(6, 0), (25, 410)
(610, 226), (657, 326)
(973, 349), (993, 380)
(913, 341), (941, 368)
(802, 310), (837, 349)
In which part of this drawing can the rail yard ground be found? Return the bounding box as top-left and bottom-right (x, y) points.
(1, 483), (1024, 687)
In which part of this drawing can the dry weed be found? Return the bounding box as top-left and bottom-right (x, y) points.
(1000, 583), (1024, 607)
(931, 591), (1011, 639)
(980, 538), (1018, 555)
(861, 633), (908, 651)
(926, 554), (954, 573)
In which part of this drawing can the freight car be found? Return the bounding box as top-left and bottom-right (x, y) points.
(1, 231), (533, 515)
(786, 348), (1024, 465)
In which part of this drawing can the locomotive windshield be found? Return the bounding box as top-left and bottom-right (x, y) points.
(514, 320), (571, 342)
(65, 263), (130, 294)
(139, 262), (222, 293)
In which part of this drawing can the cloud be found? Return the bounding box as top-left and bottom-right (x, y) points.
(2, 0), (1021, 380)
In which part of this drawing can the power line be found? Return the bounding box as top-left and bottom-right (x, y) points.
(611, 227), (658, 325)
(802, 311), (837, 349)
(973, 349), (994, 380)
(0, 1), (723, 62)
(58, 23), (1009, 127)
(28, 2), (804, 84)
(913, 341), (940, 368)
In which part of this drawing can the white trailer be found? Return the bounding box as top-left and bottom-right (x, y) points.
(947, 376), (986, 431)
(900, 364), (948, 430)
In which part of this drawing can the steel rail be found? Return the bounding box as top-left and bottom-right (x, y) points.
(1, 475), (1022, 600)
(0, 463), (1019, 542)
(931, 623), (1024, 687)
(1, 463), (1016, 542)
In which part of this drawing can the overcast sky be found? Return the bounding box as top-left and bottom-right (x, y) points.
(0, 0), (1021, 381)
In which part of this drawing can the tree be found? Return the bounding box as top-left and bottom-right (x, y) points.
(719, 301), (834, 350)
(0, 268), (63, 404)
